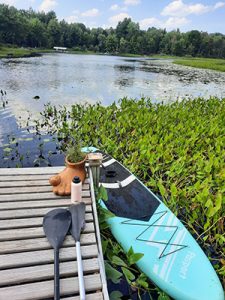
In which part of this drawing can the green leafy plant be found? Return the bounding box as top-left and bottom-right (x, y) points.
(96, 185), (167, 299)
(66, 140), (86, 163)
(28, 96), (225, 293)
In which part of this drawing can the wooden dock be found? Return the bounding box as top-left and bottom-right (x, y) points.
(0, 166), (108, 300)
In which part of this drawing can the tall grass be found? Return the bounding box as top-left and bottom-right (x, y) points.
(37, 97), (225, 290)
(174, 57), (225, 72)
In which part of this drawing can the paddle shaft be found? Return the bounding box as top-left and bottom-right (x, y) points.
(76, 241), (86, 300)
(54, 248), (60, 300)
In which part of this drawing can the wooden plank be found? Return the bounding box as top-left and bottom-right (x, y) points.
(0, 186), (91, 196)
(62, 292), (103, 300)
(0, 199), (93, 210)
(0, 245), (98, 269)
(0, 273), (102, 300)
(0, 217), (44, 229)
(0, 174), (60, 181)
(0, 258), (99, 286)
(0, 180), (51, 187)
(0, 167), (64, 175)
(0, 175), (90, 183)
(0, 166), (89, 175)
(0, 205), (92, 219)
(0, 223), (94, 241)
(0, 233), (96, 254)
(0, 213), (91, 230)
(0, 166), (108, 300)
(0, 192), (68, 202)
(0, 180), (90, 189)
(0, 192), (91, 202)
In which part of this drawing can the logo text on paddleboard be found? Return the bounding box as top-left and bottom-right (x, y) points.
(179, 251), (196, 279)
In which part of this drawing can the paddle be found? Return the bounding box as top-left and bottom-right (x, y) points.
(69, 203), (86, 300)
(43, 208), (72, 300)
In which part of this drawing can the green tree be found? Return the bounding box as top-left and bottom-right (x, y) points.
(186, 30), (202, 56)
(106, 34), (118, 52)
(47, 18), (61, 47)
(27, 18), (47, 47)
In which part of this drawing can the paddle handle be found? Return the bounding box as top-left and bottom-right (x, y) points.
(54, 248), (60, 300)
(76, 241), (86, 300)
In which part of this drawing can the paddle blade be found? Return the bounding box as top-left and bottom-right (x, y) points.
(69, 203), (86, 242)
(43, 208), (72, 249)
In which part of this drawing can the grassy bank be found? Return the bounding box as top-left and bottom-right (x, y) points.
(36, 97), (224, 293)
(0, 45), (37, 58)
(174, 57), (225, 72)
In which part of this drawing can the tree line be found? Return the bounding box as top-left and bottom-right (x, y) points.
(0, 4), (225, 58)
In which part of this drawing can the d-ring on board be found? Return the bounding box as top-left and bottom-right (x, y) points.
(100, 174), (136, 189)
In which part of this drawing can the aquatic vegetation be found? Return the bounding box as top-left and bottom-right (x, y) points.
(1, 96), (224, 297)
(0, 45), (42, 58)
(174, 57), (225, 72)
(35, 97), (225, 289)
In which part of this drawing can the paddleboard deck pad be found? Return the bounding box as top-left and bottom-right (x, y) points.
(86, 147), (224, 300)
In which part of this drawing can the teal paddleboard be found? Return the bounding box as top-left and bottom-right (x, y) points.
(85, 147), (224, 300)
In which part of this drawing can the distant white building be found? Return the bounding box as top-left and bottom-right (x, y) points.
(53, 46), (67, 52)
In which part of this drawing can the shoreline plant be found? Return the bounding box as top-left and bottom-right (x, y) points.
(1, 96), (224, 297)
(34, 96), (224, 292)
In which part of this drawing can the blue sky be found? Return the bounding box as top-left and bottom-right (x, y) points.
(1, 0), (224, 33)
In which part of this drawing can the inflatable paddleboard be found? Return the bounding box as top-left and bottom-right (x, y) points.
(86, 147), (224, 300)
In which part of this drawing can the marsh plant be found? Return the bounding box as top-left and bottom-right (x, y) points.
(4, 96), (223, 296)
(66, 140), (86, 163)
(96, 185), (170, 300)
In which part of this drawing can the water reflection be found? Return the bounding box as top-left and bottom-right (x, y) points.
(115, 78), (134, 87)
(139, 60), (225, 84)
(0, 53), (225, 121)
(114, 65), (136, 72)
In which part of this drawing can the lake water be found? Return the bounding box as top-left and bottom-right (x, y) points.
(1, 53), (225, 116)
(0, 53), (225, 167)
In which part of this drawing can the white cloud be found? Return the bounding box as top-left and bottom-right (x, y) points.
(124, 0), (140, 6)
(63, 8), (100, 25)
(139, 17), (161, 29)
(139, 16), (189, 30)
(81, 8), (100, 17)
(39, 0), (57, 12)
(108, 12), (130, 27)
(0, 0), (36, 7)
(0, 0), (17, 5)
(65, 15), (79, 24)
(214, 1), (225, 9)
(110, 4), (120, 11)
(164, 16), (189, 29)
(161, 0), (225, 17)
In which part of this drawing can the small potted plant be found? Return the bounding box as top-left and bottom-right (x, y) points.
(49, 141), (87, 195)
(65, 141), (87, 183)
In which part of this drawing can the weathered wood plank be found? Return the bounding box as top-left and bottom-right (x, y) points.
(62, 292), (103, 300)
(0, 211), (93, 229)
(0, 223), (94, 241)
(0, 166), (108, 300)
(0, 245), (98, 269)
(0, 233), (96, 254)
(0, 274), (102, 300)
(0, 175), (89, 182)
(0, 192), (67, 202)
(0, 180), (49, 187)
(0, 258), (99, 286)
(0, 192), (91, 202)
(0, 167), (64, 175)
(0, 180), (90, 189)
(0, 205), (92, 219)
(0, 186), (91, 196)
(0, 217), (44, 229)
(0, 199), (93, 210)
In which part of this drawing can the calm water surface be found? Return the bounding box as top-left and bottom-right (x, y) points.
(0, 53), (225, 165)
(1, 53), (225, 116)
